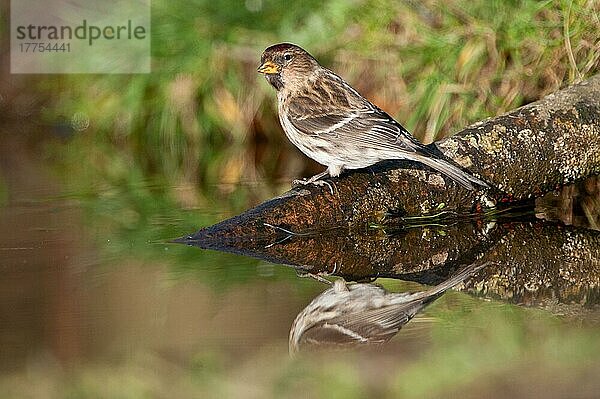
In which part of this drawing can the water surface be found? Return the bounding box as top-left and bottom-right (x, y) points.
(1, 137), (599, 398)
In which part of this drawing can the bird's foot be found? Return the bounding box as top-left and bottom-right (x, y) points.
(296, 271), (333, 285)
(292, 178), (335, 195)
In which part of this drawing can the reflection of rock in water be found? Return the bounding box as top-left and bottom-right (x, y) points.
(465, 221), (600, 320)
(180, 205), (600, 319)
(289, 262), (487, 354)
(536, 176), (600, 230)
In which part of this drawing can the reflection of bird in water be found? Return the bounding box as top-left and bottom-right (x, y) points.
(289, 262), (489, 354)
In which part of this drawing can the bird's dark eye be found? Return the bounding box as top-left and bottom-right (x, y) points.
(283, 53), (293, 62)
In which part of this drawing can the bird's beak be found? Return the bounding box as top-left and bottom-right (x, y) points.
(257, 61), (279, 74)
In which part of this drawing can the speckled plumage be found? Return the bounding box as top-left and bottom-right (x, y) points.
(289, 262), (488, 353)
(258, 43), (488, 190)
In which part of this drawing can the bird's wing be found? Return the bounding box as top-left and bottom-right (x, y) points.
(298, 301), (425, 349)
(285, 75), (423, 153)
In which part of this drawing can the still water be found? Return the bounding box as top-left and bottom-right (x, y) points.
(1, 143), (599, 398)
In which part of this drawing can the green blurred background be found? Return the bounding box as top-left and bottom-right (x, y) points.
(1, 0), (599, 397)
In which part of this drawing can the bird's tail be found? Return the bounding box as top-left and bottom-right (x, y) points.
(418, 261), (491, 301)
(412, 153), (489, 190)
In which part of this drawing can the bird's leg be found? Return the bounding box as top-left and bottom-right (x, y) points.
(292, 170), (335, 195)
(332, 278), (349, 293)
(297, 260), (345, 285)
(296, 270), (333, 285)
(293, 169), (329, 184)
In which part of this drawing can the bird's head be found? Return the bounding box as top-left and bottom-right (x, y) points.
(258, 43), (319, 91)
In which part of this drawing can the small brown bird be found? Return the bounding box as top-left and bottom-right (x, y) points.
(258, 43), (488, 190)
(289, 262), (489, 354)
